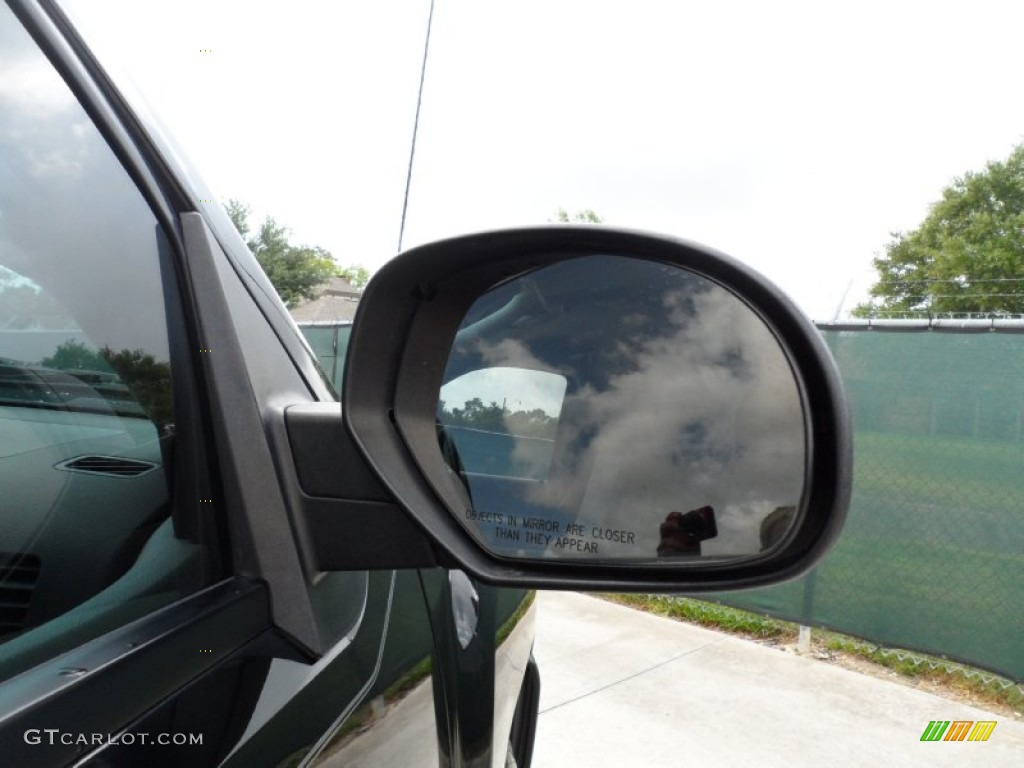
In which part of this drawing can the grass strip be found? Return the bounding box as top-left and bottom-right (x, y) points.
(598, 593), (1022, 717)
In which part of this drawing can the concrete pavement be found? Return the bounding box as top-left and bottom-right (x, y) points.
(531, 591), (1022, 767)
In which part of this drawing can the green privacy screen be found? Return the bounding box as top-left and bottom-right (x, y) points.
(298, 323), (352, 394)
(716, 327), (1024, 681)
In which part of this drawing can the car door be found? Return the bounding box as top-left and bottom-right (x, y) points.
(0, 2), (452, 765)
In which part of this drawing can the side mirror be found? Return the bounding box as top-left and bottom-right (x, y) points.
(343, 227), (850, 591)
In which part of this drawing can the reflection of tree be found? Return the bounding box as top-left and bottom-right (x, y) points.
(40, 339), (108, 371)
(506, 409), (560, 439)
(439, 397), (558, 439)
(40, 340), (173, 427)
(441, 397), (504, 432)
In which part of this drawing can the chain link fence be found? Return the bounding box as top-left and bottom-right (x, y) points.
(715, 326), (1024, 683)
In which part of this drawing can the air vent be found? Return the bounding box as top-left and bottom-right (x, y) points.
(56, 455), (159, 478)
(0, 553), (41, 637)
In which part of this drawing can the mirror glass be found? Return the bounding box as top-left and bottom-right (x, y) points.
(435, 255), (806, 562)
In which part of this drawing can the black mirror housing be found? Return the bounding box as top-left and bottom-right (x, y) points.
(342, 227), (851, 592)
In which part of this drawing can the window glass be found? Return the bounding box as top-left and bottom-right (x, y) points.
(439, 367), (567, 480)
(0, 5), (210, 678)
(298, 323), (353, 395)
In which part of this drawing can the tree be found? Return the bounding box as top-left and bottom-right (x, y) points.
(551, 208), (604, 224)
(855, 144), (1024, 317)
(224, 200), (369, 304)
(337, 265), (370, 290)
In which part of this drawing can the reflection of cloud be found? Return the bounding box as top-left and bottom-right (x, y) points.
(597, 289), (799, 555)
(467, 260), (804, 559)
(572, 287), (802, 555)
(0, 58), (77, 118)
(0, 26), (87, 180)
(477, 339), (546, 369)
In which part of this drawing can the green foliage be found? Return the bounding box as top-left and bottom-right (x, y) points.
(225, 199), (369, 305)
(855, 144), (1024, 317)
(442, 397), (505, 431)
(504, 408), (560, 439)
(39, 339), (109, 372)
(225, 199), (333, 306)
(601, 594), (796, 639)
(251, 219), (336, 307)
(223, 199), (252, 239)
(552, 208), (604, 224)
(40, 340), (173, 427)
(337, 264), (370, 290)
(440, 397), (558, 439)
(101, 347), (174, 427)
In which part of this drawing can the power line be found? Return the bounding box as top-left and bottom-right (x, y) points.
(397, 0), (437, 253)
(885, 293), (1024, 299)
(877, 277), (1024, 285)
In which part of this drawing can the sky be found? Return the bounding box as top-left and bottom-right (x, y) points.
(61, 0), (1024, 321)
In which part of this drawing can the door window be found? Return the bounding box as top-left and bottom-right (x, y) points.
(0, 4), (217, 680)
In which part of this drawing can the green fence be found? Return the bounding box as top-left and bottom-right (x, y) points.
(299, 322), (352, 395)
(717, 326), (1024, 682)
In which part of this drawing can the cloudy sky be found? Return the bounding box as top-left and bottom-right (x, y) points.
(63, 0), (1024, 320)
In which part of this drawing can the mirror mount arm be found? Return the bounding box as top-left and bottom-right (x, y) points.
(285, 404), (446, 571)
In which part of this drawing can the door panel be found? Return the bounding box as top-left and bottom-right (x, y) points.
(306, 569), (443, 767)
(1, 581), (267, 767)
(418, 571), (535, 768)
(492, 589), (536, 767)
(216, 571), (398, 767)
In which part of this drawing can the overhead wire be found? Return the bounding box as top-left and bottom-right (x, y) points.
(397, 0), (437, 253)
(874, 277), (1024, 285)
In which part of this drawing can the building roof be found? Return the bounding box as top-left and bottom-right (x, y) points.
(289, 276), (361, 324)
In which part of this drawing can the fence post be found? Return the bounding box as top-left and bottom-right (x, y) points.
(798, 568), (818, 653)
(798, 625), (812, 653)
